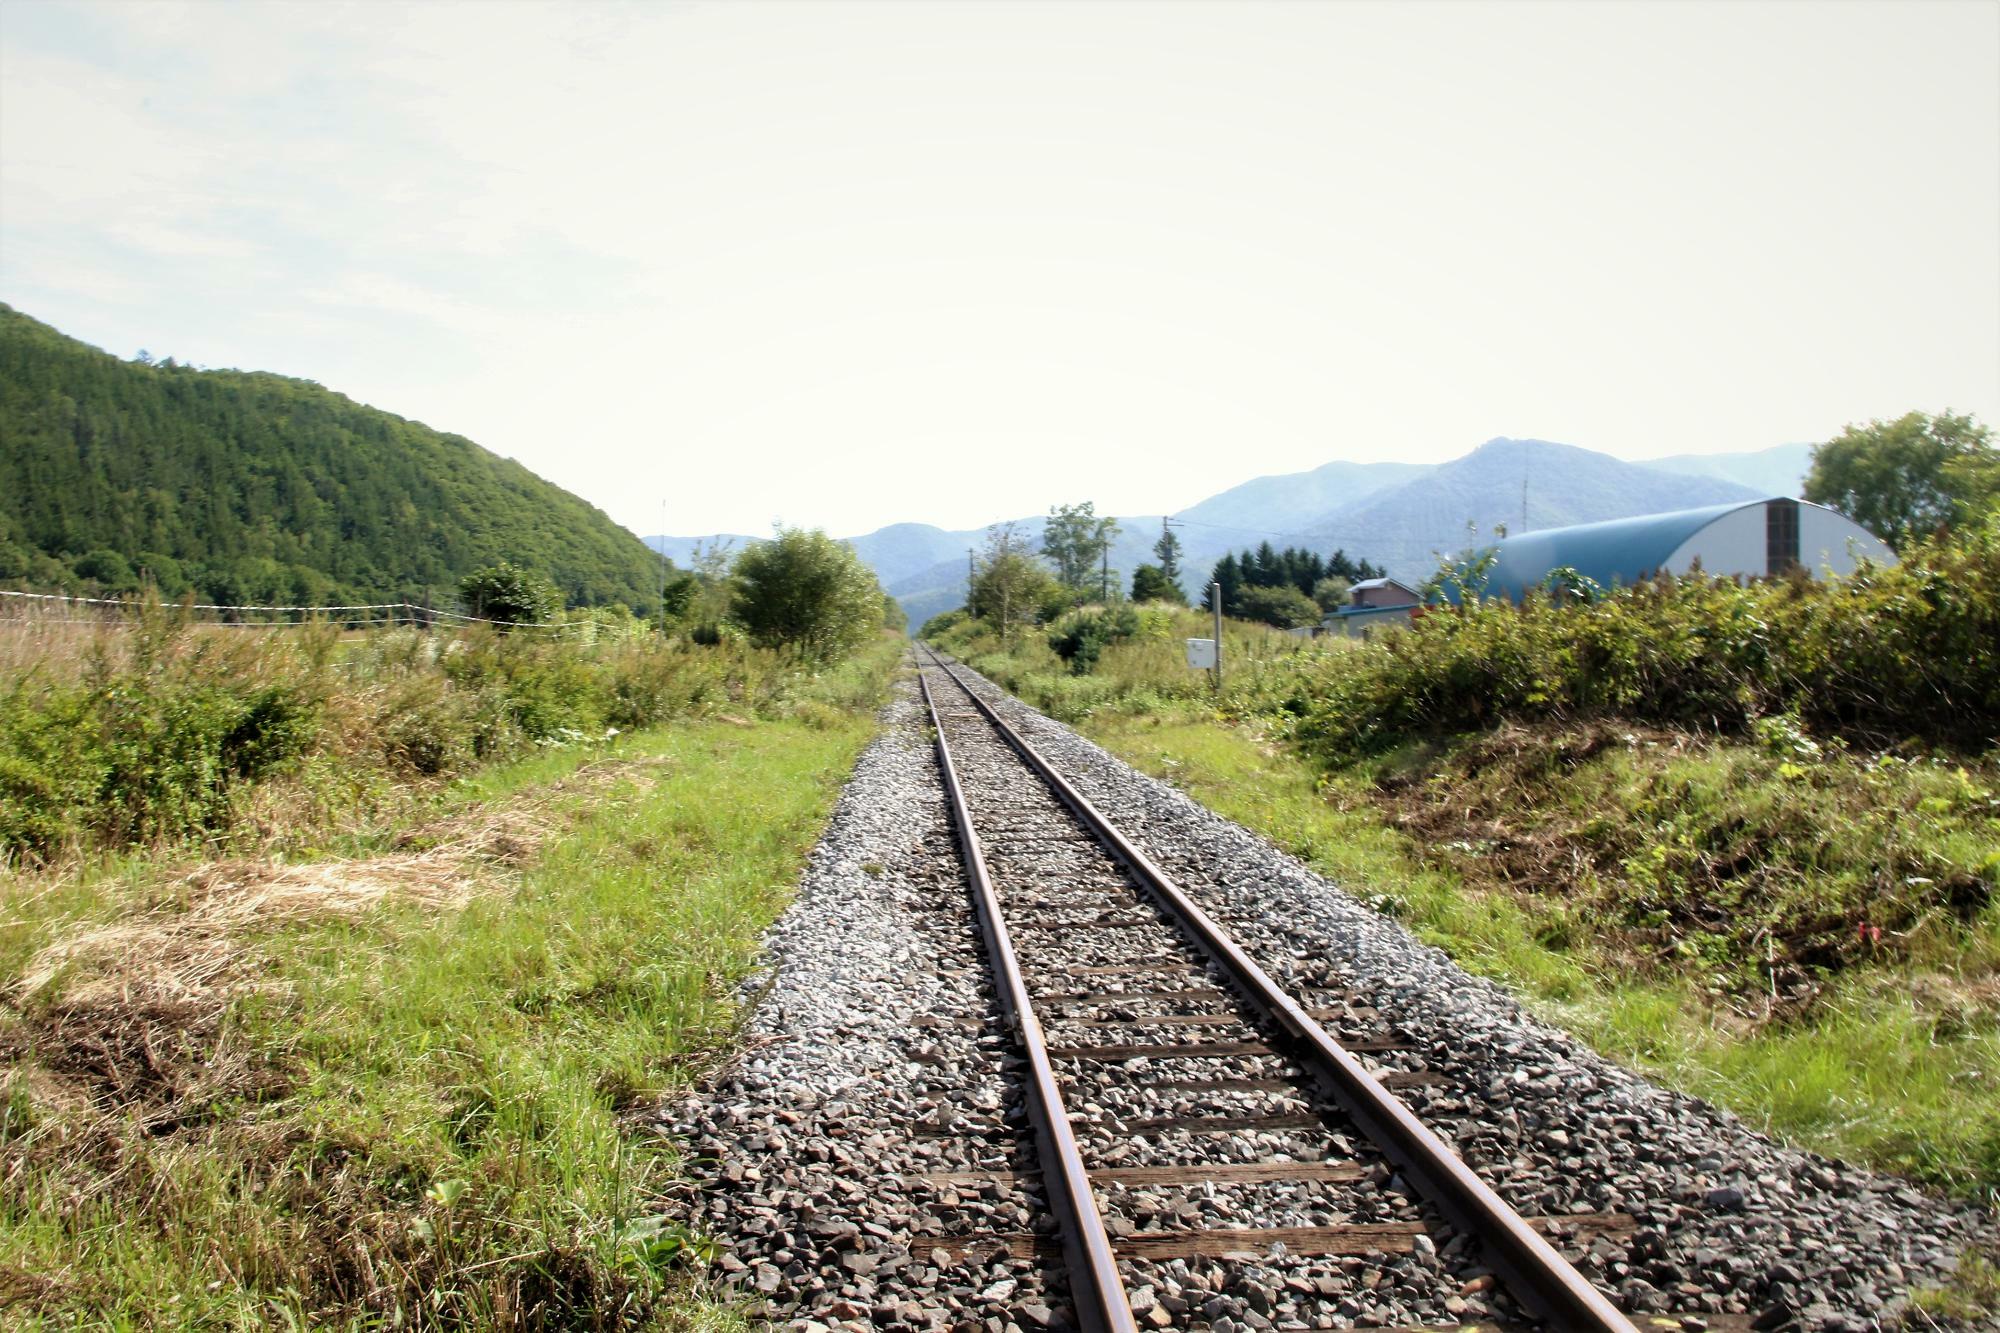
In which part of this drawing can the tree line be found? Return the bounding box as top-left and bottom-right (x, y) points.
(1211, 543), (1385, 628)
(941, 499), (1391, 638)
(460, 526), (895, 661)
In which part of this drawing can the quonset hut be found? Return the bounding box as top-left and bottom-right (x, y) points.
(1476, 498), (1895, 602)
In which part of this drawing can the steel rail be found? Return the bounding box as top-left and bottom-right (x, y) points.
(922, 647), (1638, 1333)
(918, 666), (1139, 1333)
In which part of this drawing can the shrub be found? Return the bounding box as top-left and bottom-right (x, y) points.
(73, 549), (139, 591)
(1285, 517), (2000, 757)
(379, 680), (481, 776)
(0, 604), (897, 864)
(1236, 584), (1321, 629)
(919, 608), (970, 640)
(459, 562), (562, 627)
(1047, 605), (1140, 676)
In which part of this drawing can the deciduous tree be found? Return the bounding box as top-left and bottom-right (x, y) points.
(1311, 575), (1352, 612)
(971, 522), (1058, 643)
(1235, 583), (1321, 629)
(730, 526), (885, 660)
(1805, 410), (1995, 548)
(1042, 502), (1119, 592)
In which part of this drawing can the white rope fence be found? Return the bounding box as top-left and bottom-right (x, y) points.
(0, 588), (588, 632)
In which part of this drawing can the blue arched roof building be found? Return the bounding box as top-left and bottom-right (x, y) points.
(1470, 498), (1895, 602)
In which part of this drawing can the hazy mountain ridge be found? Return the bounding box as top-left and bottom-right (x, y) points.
(1305, 439), (1765, 581)
(1639, 442), (1813, 497)
(1176, 459), (1430, 533)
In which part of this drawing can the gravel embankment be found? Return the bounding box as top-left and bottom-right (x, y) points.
(666, 660), (1999, 1332)
(667, 683), (1067, 1328)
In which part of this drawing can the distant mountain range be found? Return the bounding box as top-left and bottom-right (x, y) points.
(652, 438), (1812, 627)
(1644, 442), (1814, 498)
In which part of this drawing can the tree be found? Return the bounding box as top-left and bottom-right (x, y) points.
(658, 569), (698, 625)
(1235, 583), (1321, 629)
(1153, 523), (1184, 586)
(1804, 410), (1996, 548)
(685, 539), (736, 634)
(1311, 575), (1352, 612)
(459, 561), (561, 627)
(1945, 445), (2000, 521)
(0, 303), (673, 615)
(730, 526), (885, 660)
(1249, 541), (1282, 588)
(74, 548), (139, 591)
(971, 523), (1059, 643)
(1042, 502), (1119, 592)
(1047, 605), (1139, 675)
(1211, 552), (1244, 614)
(1130, 563), (1184, 604)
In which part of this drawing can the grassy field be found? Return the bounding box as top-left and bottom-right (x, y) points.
(1, 634), (899, 1328)
(932, 580), (2000, 1205)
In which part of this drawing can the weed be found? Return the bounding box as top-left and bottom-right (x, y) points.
(0, 707), (884, 1326)
(0, 618), (901, 866)
(1909, 1248), (2000, 1323)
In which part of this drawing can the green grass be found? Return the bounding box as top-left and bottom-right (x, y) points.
(1086, 713), (1601, 1004)
(1081, 710), (2000, 1203)
(1, 672), (885, 1327)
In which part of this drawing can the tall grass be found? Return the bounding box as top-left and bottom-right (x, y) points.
(1, 714), (879, 1327)
(0, 602), (894, 865)
(936, 601), (1327, 722)
(1087, 711), (2000, 1201)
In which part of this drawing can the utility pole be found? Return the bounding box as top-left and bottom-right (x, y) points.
(1210, 580), (1223, 693)
(659, 499), (670, 634)
(1101, 548), (1110, 603)
(968, 548), (976, 607)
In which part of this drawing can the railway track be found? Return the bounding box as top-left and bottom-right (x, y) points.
(917, 646), (1637, 1333)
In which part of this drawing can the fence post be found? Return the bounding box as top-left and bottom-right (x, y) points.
(1210, 580), (1223, 693)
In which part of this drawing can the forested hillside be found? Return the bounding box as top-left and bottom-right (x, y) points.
(0, 305), (666, 612)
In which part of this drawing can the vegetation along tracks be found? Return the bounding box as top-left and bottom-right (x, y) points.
(916, 646), (1644, 1332)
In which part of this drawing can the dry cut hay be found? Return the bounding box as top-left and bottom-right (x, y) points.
(12, 756), (663, 1010)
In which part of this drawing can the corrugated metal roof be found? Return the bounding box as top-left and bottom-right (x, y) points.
(1331, 603), (1417, 619)
(1477, 500), (1767, 601)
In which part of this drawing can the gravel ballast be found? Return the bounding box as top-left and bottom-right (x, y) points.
(667, 658), (1999, 1331)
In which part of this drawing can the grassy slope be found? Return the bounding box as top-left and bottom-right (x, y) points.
(937, 614), (2000, 1203)
(2, 665), (889, 1327)
(1088, 714), (1999, 1197)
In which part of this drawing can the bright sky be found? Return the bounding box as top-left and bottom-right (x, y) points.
(3, 1), (1997, 539)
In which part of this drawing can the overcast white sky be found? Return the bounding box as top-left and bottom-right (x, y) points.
(3, 1), (1996, 539)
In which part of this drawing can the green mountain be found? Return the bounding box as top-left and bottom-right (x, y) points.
(0, 304), (665, 612)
